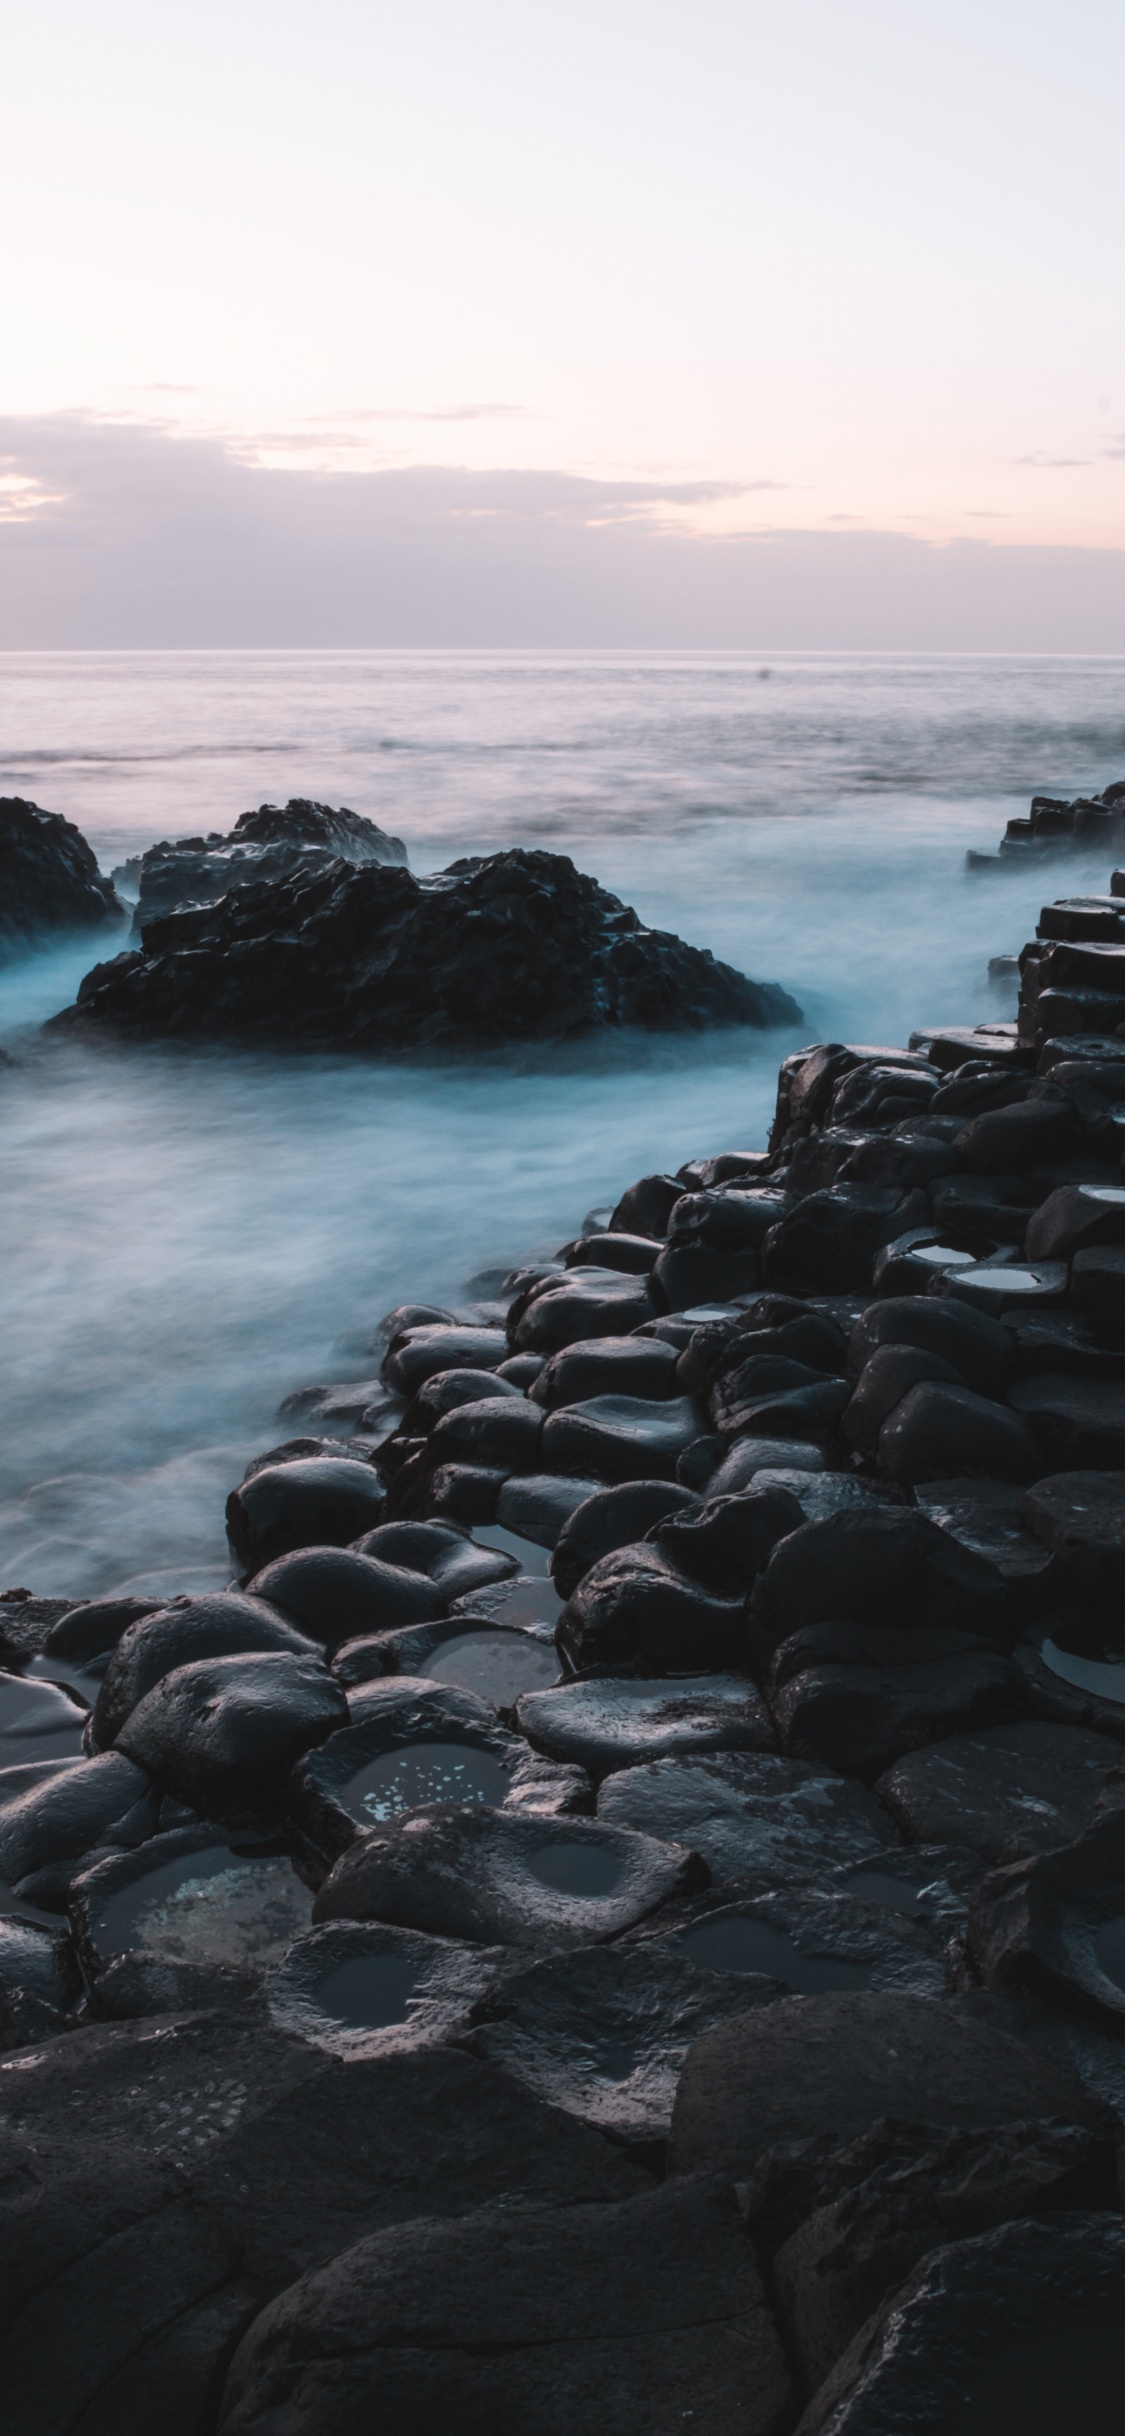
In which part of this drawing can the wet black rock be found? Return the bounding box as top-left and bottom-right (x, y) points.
(244, 1544), (444, 1649)
(1025, 1180), (1125, 1262)
(42, 1594), (165, 1667)
(769, 1639), (1026, 1778)
(562, 1228), (663, 1274)
(556, 1543), (748, 1675)
(0, 1914), (80, 2024)
(267, 1919), (512, 2056)
(762, 1187), (930, 1293)
(511, 1268), (657, 1353)
(1009, 1371), (1125, 1466)
(842, 1344), (965, 1456)
(648, 1483), (807, 1590)
(877, 1378), (1040, 1483)
(875, 1719), (1125, 1861)
(424, 1393), (544, 1474)
(0, 2020), (642, 2436)
(341, 1616), (559, 1708)
(749, 1509), (1009, 1662)
(541, 1392), (705, 1485)
(226, 1456), (385, 1571)
(773, 2116), (1117, 2402)
(495, 1472), (606, 1547)
(529, 1334), (679, 1408)
(350, 1517), (517, 1601)
(69, 1824), (313, 1988)
(116, 1650), (347, 1824)
(465, 1941), (777, 2142)
(915, 1476), (1062, 1619)
(1072, 1241), (1125, 1331)
(668, 1990), (1105, 2179)
(955, 1096), (1083, 1171)
(655, 1882), (949, 2000)
(702, 1436), (831, 1497)
(598, 1749), (896, 1885)
(795, 2214), (1125, 2436)
(91, 1593), (321, 1747)
(609, 1170), (685, 1237)
(848, 1291), (1016, 1395)
(515, 1673), (775, 1778)
(0, 1749), (159, 1905)
(130, 797), (407, 932)
(1019, 1471), (1125, 1605)
(0, 796), (123, 959)
(380, 1322), (510, 1394)
(217, 2177), (792, 2436)
(968, 1806), (1125, 2026)
(290, 1676), (587, 1865)
(312, 1802), (705, 1947)
(550, 1479), (699, 1598)
(61, 846), (801, 1049)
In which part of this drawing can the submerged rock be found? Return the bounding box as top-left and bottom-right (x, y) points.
(56, 846), (802, 1049)
(0, 796), (123, 959)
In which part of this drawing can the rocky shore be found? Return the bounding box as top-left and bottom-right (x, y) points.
(4, 847), (1125, 2428)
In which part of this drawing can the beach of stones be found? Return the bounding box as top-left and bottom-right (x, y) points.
(8, 808), (1125, 2428)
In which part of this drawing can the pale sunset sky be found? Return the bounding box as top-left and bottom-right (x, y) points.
(2, 0), (1124, 642)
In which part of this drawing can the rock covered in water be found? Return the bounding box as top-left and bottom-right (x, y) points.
(129, 797), (407, 933)
(0, 796), (123, 959)
(54, 846), (803, 1049)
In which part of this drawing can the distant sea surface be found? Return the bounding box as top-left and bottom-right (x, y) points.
(1, 649), (1123, 1596)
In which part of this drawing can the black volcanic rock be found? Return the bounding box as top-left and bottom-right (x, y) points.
(0, 796), (123, 959)
(54, 847), (803, 1050)
(130, 797), (407, 931)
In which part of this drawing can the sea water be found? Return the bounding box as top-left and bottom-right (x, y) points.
(1, 648), (1123, 1598)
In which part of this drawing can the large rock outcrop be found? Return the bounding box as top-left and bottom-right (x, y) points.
(53, 847), (803, 1050)
(129, 797), (407, 932)
(0, 797), (123, 959)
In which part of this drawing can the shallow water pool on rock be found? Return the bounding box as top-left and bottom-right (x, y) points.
(346, 1739), (516, 1824)
(677, 1911), (871, 1992)
(70, 1827), (313, 1975)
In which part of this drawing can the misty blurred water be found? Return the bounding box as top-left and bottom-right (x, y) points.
(0, 649), (1122, 1597)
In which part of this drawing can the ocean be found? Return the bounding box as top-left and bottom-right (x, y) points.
(1, 648), (1123, 1599)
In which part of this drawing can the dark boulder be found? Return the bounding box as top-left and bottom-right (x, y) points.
(1020, 1471), (1125, 1604)
(774, 2117), (1117, 2403)
(289, 1677), (585, 1863)
(749, 1509), (1009, 1660)
(608, 1171), (684, 1237)
(541, 1393), (705, 1485)
(968, 1806), (1125, 2026)
(116, 1651), (347, 1823)
(510, 1269), (657, 1352)
(529, 1334), (679, 1407)
(1009, 1371), (1125, 1466)
(847, 1293), (1016, 1395)
(217, 2178), (792, 2436)
(424, 1394), (544, 1475)
(226, 1456), (385, 1571)
(563, 1228), (662, 1274)
(598, 1749), (895, 1886)
(762, 1188), (930, 1293)
(649, 1484), (807, 1590)
(0, 1750), (159, 1905)
(955, 1096), (1083, 1170)
(795, 2215), (1125, 2436)
(551, 1480), (699, 1598)
(0, 796), (123, 959)
(91, 1593), (321, 1747)
(129, 797), (406, 931)
(515, 1674), (775, 1778)
(1025, 1181), (1125, 1262)
(495, 1472), (607, 1548)
(556, 1544), (748, 1675)
(381, 1324), (509, 1393)
(58, 846), (801, 1049)
(351, 1518), (517, 1601)
(915, 1476), (1062, 1618)
(875, 1719), (1125, 1860)
(1072, 1243), (1125, 1332)
(770, 1643), (1026, 1778)
(465, 1943), (778, 2143)
(842, 1344), (965, 1456)
(876, 1379), (1039, 1483)
(42, 1594), (163, 1666)
(245, 1546), (443, 1648)
(668, 1990), (1105, 2179)
(311, 1802), (705, 1946)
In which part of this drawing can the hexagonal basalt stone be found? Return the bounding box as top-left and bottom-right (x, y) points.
(556, 1544), (748, 1675)
(91, 1594), (322, 1749)
(267, 1920), (512, 2057)
(69, 1826), (313, 1987)
(312, 1804), (706, 1948)
(350, 1519), (518, 1602)
(875, 1719), (1125, 1862)
(541, 1394), (706, 1486)
(290, 1677), (587, 1863)
(116, 1651), (347, 1825)
(244, 1548), (444, 1649)
(0, 1750), (160, 1907)
(969, 1808), (1125, 2028)
(550, 1479), (700, 1600)
(596, 1750), (895, 1886)
(652, 1882), (949, 1999)
(515, 1674), (774, 1780)
(335, 1617), (560, 1709)
(464, 1941), (776, 2142)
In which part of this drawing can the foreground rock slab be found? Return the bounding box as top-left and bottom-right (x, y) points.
(217, 2177), (793, 2436)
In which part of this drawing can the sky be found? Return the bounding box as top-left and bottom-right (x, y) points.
(3, 0), (1125, 645)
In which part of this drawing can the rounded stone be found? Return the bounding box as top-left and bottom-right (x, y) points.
(116, 1651), (348, 1824)
(515, 1674), (776, 1780)
(226, 1457), (386, 1571)
(246, 1548), (444, 1648)
(91, 1594), (321, 1749)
